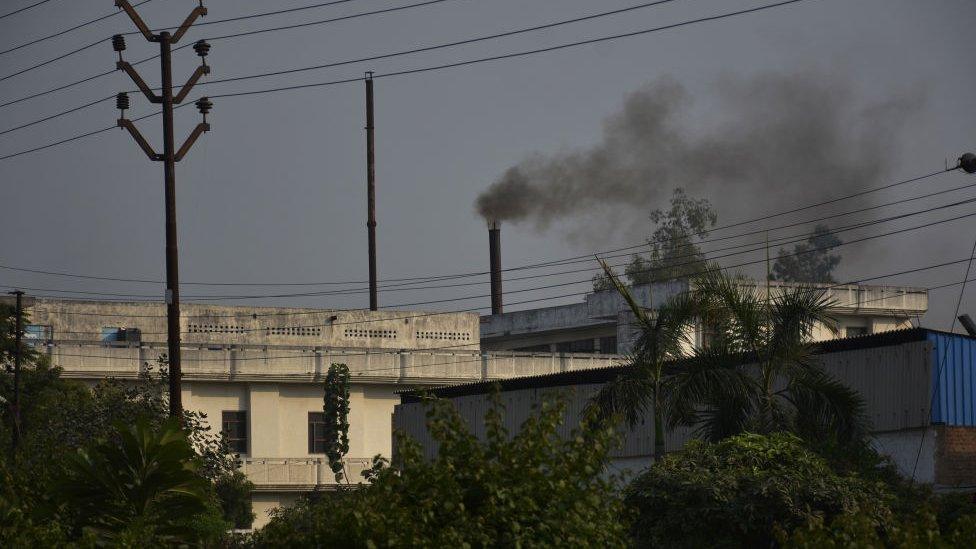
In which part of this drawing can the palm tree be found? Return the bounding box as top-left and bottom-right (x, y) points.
(589, 259), (699, 461)
(58, 417), (213, 544)
(669, 270), (869, 444)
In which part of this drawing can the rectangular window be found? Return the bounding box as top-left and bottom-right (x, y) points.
(308, 412), (327, 454)
(24, 324), (51, 346)
(101, 327), (123, 342)
(222, 411), (248, 454)
(599, 336), (618, 354)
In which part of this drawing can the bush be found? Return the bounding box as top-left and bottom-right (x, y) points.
(625, 432), (893, 548)
(252, 391), (629, 547)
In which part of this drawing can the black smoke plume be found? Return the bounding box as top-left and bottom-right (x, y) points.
(475, 72), (922, 246)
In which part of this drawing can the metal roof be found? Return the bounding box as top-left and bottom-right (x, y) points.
(401, 328), (971, 404)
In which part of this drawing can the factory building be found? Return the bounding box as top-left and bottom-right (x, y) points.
(396, 328), (976, 488)
(481, 280), (928, 355)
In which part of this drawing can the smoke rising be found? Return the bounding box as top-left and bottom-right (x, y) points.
(475, 72), (922, 246)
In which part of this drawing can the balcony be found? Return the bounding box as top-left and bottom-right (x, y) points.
(241, 457), (374, 491)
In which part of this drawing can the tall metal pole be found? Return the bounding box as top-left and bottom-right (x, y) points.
(113, 1), (211, 420)
(159, 32), (183, 418)
(9, 290), (23, 457)
(365, 72), (378, 311)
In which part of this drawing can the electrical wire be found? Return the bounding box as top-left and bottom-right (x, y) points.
(0, 0), (57, 21)
(0, 0), (686, 135)
(0, 0), (809, 146)
(1, 172), (964, 289)
(31, 257), (967, 366)
(18, 204), (976, 324)
(0, 0), (153, 59)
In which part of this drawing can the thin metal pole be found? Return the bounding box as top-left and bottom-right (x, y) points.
(160, 32), (183, 418)
(365, 73), (378, 311)
(9, 290), (23, 457)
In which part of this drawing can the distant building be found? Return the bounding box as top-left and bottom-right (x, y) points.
(481, 280), (928, 355)
(396, 328), (976, 489)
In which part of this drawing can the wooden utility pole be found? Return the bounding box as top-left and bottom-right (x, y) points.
(113, 0), (212, 418)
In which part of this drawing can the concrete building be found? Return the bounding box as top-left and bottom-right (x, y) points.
(395, 328), (976, 488)
(18, 298), (621, 527)
(481, 280), (928, 355)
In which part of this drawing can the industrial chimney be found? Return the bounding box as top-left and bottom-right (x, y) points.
(488, 221), (503, 315)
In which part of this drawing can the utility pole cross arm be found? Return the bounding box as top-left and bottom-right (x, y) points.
(171, 6), (208, 44)
(173, 64), (210, 104)
(117, 61), (161, 103)
(118, 118), (161, 160)
(174, 123), (210, 161)
(115, 0), (155, 41)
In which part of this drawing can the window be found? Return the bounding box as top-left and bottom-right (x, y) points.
(599, 336), (618, 354)
(101, 327), (123, 342)
(308, 412), (327, 454)
(222, 411), (248, 454)
(845, 326), (869, 338)
(24, 324), (51, 346)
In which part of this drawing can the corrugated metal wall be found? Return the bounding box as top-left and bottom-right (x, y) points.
(394, 339), (939, 459)
(929, 332), (976, 426)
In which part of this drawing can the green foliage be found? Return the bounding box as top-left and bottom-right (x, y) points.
(254, 391), (629, 547)
(593, 188), (717, 290)
(771, 223), (843, 283)
(57, 418), (217, 545)
(780, 507), (976, 547)
(626, 432), (893, 548)
(671, 270), (869, 444)
(322, 362), (350, 481)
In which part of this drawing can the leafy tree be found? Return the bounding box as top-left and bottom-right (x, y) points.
(593, 188), (717, 290)
(57, 418), (216, 545)
(589, 258), (698, 461)
(626, 433), (894, 548)
(322, 362), (350, 482)
(770, 223), (843, 283)
(780, 507), (976, 547)
(253, 391), (629, 547)
(669, 270), (869, 444)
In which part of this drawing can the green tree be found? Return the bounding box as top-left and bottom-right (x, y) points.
(593, 188), (717, 290)
(626, 433), (894, 548)
(770, 223), (843, 283)
(58, 418), (217, 545)
(253, 391), (629, 547)
(669, 270), (869, 444)
(589, 259), (698, 461)
(322, 363), (350, 482)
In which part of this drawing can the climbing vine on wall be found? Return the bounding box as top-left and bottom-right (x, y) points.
(322, 363), (351, 482)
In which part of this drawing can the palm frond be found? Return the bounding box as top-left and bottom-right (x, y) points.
(783, 368), (870, 444)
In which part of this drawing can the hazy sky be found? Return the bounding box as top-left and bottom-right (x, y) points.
(1, 0), (974, 328)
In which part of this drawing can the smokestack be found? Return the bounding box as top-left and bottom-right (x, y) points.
(489, 221), (503, 315)
(365, 72), (377, 310)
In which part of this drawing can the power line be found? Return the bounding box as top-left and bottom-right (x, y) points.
(16, 203), (976, 322)
(0, 0), (153, 58)
(0, 0), (684, 134)
(0, 0), (817, 159)
(29, 257), (970, 362)
(1, 169), (963, 305)
(0, 0), (454, 87)
(0, 0), (57, 21)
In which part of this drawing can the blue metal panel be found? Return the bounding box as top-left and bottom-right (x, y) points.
(928, 332), (976, 426)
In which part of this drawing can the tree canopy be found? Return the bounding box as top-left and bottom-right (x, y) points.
(770, 224), (843, 283)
